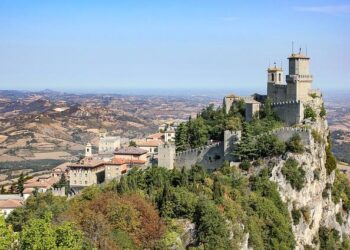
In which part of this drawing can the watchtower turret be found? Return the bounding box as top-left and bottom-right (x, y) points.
(267, 63), (286, 102)
(286, 50), (313, 101)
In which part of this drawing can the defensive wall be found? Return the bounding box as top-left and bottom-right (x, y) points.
(271, 100), (304, 126)
(255, 126), (313, 146)
(174, 142), (224, 170)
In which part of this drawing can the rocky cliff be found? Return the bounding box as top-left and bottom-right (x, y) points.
(268, 110), (348, 249)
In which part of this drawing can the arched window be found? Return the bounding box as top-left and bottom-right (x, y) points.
(271, 73), (275, 81)
(279, 73), (281, 81)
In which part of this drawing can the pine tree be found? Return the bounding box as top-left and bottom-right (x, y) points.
(17, 173), (25, 196)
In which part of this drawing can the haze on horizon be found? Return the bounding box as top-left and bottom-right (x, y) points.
(0, 0), (349, 92)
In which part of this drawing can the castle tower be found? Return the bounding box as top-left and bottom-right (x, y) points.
(85, 143), (92, 157)
(267, 63), (286, 102)
(286, 51), (313, 101)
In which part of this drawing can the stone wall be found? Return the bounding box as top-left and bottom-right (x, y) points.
(174, 142), (224, 170)
(158, 143), (176, 169)
(271, 100), (304, 125)
(256, 126), (313, 146)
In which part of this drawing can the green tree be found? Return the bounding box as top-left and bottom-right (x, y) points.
(175, 123), (189, 151)
(0, 185), (5, 194)
(0, 215), (17, 250)
(194, 199), (232, 249)
(188, 117), (209, 148)
(55, 222), (84, 249)
(20, 214), (57, 250)
(235, 122), (257, 160)
(17, 173), (25, 196)
(129, 140), (137, 147)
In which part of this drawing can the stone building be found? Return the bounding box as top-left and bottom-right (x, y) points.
(135, 139), (163, 155)
(68, 157), (105, 189)
(98, 134), (121, 155)
(114, 147), (148, 166)
(104, 158), (129, 181)
(224, 50), (315, 126)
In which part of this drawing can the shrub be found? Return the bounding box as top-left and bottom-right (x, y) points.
(320, 104), (326, 118)
(325, 145), (337, 175)
(311, 130), (324, 144)
(313, 169), (320, 181)
(309, 93), (318, 99)
(256, 135), (286, 157)
(301, 206), (311, 223)
(318, 227), (341, 250)
(304, 105), (317, 121)
(286, 134), (305, 153)
(239, 160), (251, 171)
(291, 208), (301, 225)
(336, 212), (343, 225)
(281, 158), (306, 191)
(331, 171), (350, 212)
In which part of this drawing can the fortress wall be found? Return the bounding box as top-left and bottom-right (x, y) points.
(271, 101), (304, 125)
(256, 127), (313, 146)
(174, 142), (224, 170)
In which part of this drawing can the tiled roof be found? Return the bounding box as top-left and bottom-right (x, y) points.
(68, 157), (105, 169)
(136, 140), (163, 147)
(146, 133), (164, 140)
(24, 176), (58, 189)
(109, 158), (146, 165)
(114, 147), (147, 155)
(52, 162), (70, 172)
(0, 199), (23, 209)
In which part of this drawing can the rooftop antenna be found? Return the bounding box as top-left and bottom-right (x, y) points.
(299, 47), (302, 54)
(306, 45), (308, 56)
(274, 61), (276, 68)
(280, 60), (283, 69)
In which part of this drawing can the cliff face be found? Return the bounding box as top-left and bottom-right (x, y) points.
(269, 117), (348, 249)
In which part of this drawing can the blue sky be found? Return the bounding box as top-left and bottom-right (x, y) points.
(0, 0), (349, 93)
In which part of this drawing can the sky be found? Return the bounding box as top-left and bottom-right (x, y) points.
(0, 0), (349, 94)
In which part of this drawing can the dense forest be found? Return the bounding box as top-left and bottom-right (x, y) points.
(3, 164), (350, 249)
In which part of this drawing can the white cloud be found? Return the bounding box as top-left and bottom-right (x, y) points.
(295, 4), (350, 14)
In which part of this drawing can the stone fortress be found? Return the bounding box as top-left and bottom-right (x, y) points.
(158, 49), (324, 170)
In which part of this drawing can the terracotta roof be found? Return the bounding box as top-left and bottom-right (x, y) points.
(123, 159), (146, 165)
(110, 158), (146, 165)
(0, 199), (23, 209)
(136, 140), (163, 147)
(109, 158), (128, 165)
(24, 176), (58, 189)
(68, 157), (105, 169)
(52, 162), (70, 172)
(23, 188), (35, 194)
(114, 147), (147, 155)
(146, 133), (164, 140)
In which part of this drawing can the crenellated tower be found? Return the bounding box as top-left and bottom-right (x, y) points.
(286, 52), (313, 101)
